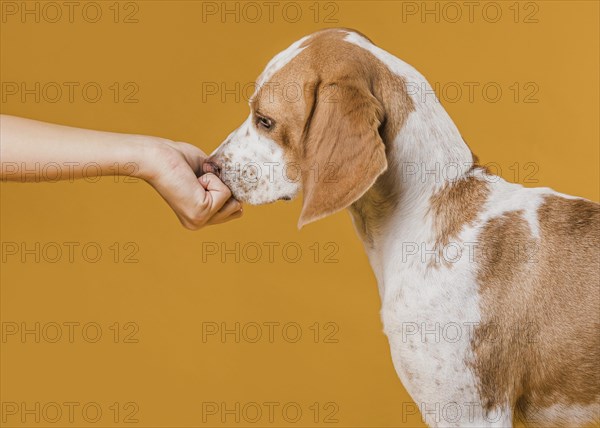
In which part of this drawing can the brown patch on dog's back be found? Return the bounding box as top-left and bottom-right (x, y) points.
(430, 175), (490, 247)
(471, 196), (600, 426)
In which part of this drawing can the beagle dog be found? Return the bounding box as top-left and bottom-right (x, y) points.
(208, 28), (600, 427)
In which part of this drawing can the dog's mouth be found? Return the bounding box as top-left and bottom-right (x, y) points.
(204, 157), (298, 204)
(228, 188), (295, 206)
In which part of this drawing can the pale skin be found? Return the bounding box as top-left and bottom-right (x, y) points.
(0, 115), (242, 229)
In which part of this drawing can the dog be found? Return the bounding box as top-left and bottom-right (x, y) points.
(208, 28), (600, 427)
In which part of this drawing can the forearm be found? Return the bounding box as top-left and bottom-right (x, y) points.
(0, 114), (162, 182)
(0, 114), (241, 228)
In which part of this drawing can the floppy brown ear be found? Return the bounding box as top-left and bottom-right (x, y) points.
(298, 81), (388, 228)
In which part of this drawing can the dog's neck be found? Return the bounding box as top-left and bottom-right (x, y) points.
(350, 68), (475, 247)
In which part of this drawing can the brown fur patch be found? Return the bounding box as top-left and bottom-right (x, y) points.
(298, 30), (415, 231)
(430, 175), (490, 247)
(471, 196), (600, 426)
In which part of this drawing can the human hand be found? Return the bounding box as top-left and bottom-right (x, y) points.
(138, 139), (242, 230)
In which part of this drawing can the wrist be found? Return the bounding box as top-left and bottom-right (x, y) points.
(128, 135), (173, 182)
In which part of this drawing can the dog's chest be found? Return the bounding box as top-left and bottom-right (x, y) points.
(365, 226), (483, 404)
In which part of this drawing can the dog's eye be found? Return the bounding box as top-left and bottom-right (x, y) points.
(256, 115), (273, 130)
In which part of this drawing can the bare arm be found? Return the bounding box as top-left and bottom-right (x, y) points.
(0, 115), (242, 229)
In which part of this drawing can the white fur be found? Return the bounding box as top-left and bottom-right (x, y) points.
(212, 115), (300, 204)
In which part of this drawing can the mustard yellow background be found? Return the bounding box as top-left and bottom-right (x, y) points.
(1, 1), (598, 427)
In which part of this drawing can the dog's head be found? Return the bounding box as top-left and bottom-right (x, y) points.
(210, 29), (410, 228)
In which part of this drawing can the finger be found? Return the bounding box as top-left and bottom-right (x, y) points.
(146, 148), (240, 230)
(206, 198), (242, 224)
(207, 207), (243, 225)
(218, 197), (242, 217)
(198, 173), (232, 215)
